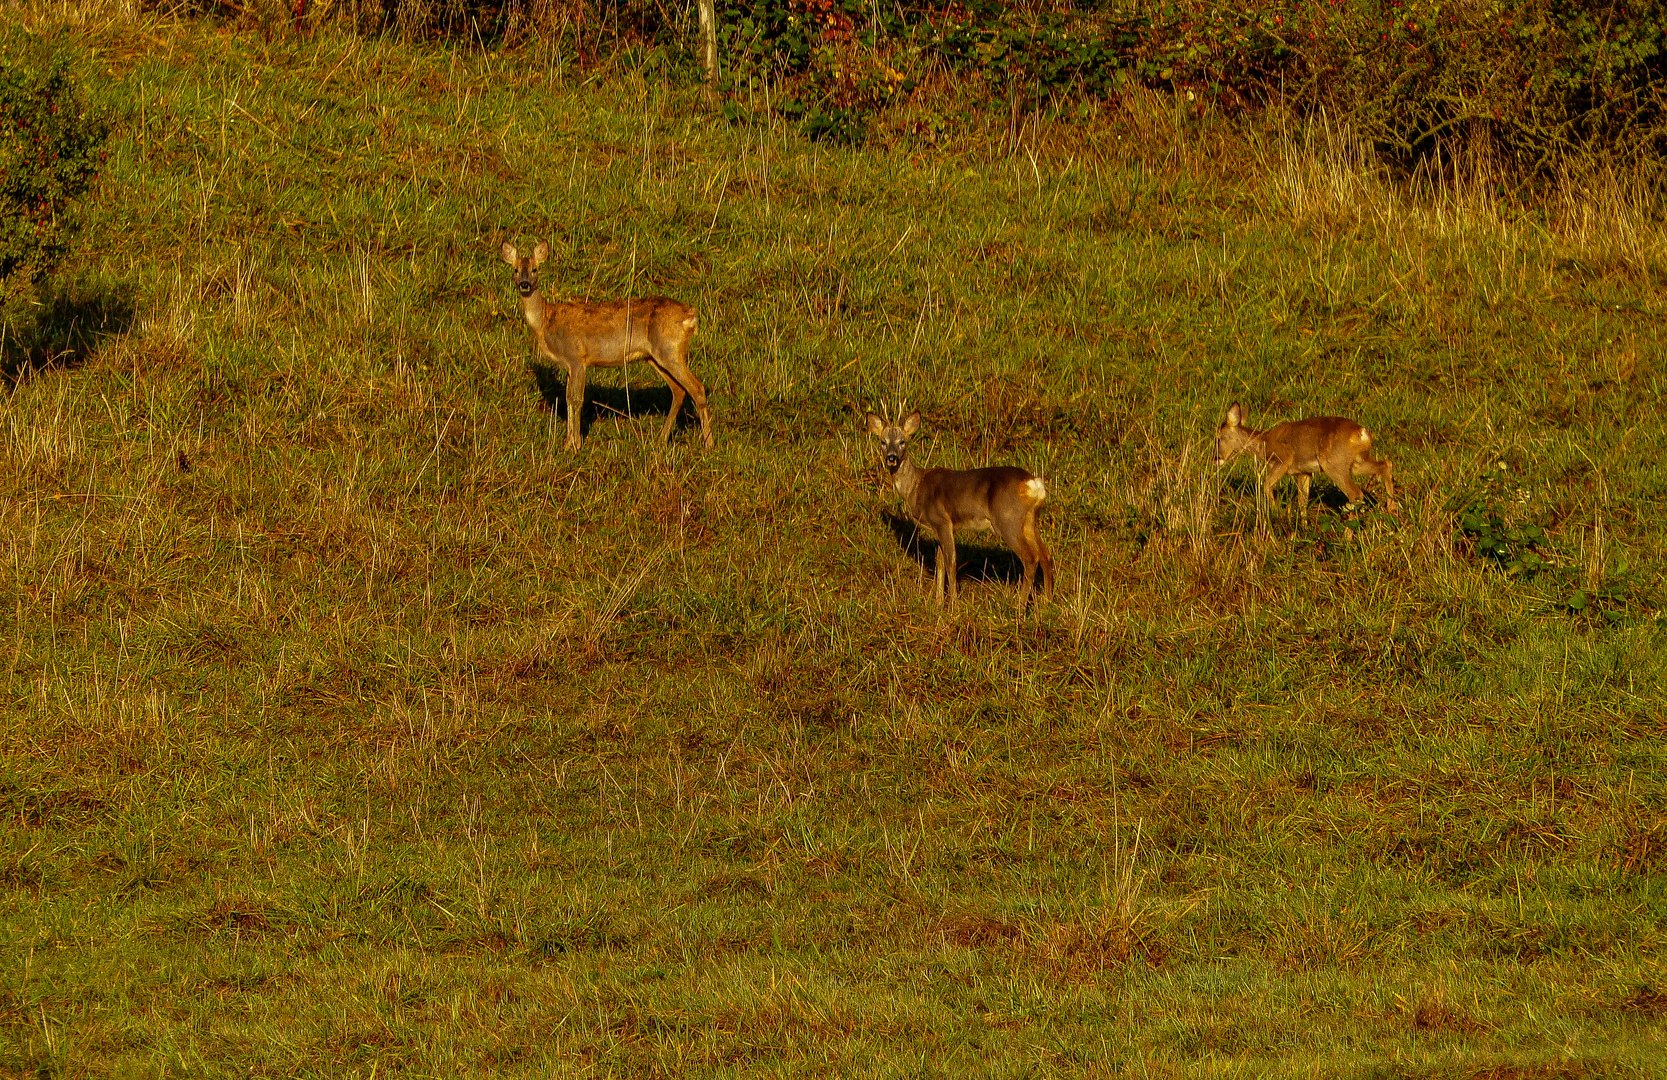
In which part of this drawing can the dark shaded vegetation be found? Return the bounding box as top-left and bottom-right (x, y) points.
(528, 360), (690, 437)
(882, 509), (1028, 587)
(2, 282), (135, 385)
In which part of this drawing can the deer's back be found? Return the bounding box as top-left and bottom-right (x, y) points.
(912, 465), (1043, 529)
(546, 296), (697, 360)
(1263, 416), (1371, 469)
(562, 294), (691, 320)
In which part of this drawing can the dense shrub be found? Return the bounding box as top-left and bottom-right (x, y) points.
(785, 1), (1658, 167)
(710, 1), (1667, 160)
(1144, 1), (1667, 171)
(0, 45), (108, 319)
(193, 0), (1667, 169)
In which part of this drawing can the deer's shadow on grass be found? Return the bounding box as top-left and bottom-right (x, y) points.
(531, 362), (696, 437)
(1222, 471), (1359, 514)
(3, 284), (136, 387)
(881, 511), (1025, 585)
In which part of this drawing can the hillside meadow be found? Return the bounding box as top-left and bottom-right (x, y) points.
(1, 2), (1665, 1076)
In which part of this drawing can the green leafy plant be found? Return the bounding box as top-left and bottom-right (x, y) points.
(1449, 464), (1550, 576)
(1456, 505), (1548, 575)
(717, 0), (913, 145)
(1561, 559), (1640, 622)
(1448, 468), (1648, 621)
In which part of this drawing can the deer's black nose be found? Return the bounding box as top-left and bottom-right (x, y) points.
(517, 283), (533, 296)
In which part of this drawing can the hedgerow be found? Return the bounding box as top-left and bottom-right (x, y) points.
(184, 1), (1667, 170)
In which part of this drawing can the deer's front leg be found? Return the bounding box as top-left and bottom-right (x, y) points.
(563, 359), (588, 450)
(1261, 461), (1291, 523)
(935, 523), (957, 608)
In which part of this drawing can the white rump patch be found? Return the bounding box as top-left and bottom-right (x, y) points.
(1024, 477), (1047, 502)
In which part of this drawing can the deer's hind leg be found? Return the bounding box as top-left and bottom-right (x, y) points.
(1354, 456), (1396, 511)
(1013, 511), (1048, 612)
(656, 338), (714, 447)
(1028, 513), (1054, 600)
(1320, 458), (1366, 506)
(647, 360), (689, 445)
(997, 501), (1052, 614)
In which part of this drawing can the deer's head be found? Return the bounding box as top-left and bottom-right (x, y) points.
(500, 240), (549, 298)
(866, 410), (921, 474)
(1214, 402), (1256, 465)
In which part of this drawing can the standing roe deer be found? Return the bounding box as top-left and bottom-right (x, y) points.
(502, 240), (714, 450)
(1213, 402), (1396, 520)
(867, 410), (1053, 612)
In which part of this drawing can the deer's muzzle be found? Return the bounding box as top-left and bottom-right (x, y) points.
(517, 283), (534, 296)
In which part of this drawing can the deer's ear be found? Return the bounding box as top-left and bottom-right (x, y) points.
(500, 242), (518, 265)
(532, 241), (549, 266)
(901, 412), (921, 436)
(865, 413), (885, 436)
(1226, 402), (1243, 427)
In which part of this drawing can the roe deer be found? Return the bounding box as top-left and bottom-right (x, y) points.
(502, 240), (714, 450)
(1213, 402), (1396, 520)
(867, 410), (1053, 612)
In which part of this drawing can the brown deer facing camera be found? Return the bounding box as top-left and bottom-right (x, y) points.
(1213, 402), (1396, 520)
(502, 240), (713, 451)
(867, 410), (1053, 612)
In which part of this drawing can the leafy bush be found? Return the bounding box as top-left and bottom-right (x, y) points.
(715, 0), (915, 144)
(174, 0), (1667, 171)
(713, 1), (1667, 164)
(894, 1), (1137, 121)
(1213, 0), (1667, 171)
(0, 45), (108, 320)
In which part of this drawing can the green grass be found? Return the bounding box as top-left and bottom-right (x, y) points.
(2, 4), (1666, 1076)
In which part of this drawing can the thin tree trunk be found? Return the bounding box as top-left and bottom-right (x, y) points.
(696, 0), (717, 84)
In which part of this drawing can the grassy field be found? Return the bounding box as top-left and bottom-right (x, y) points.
(2, 3), (1666, 1076)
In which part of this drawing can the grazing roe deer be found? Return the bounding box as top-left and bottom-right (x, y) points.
(867, 411), (1054, 611)
(1213, 402), (1396, 520)
(502, 240), (714, 451)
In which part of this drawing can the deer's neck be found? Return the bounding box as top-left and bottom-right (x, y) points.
(518, 290), (552, 333)
(891, 457), (926, 510)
